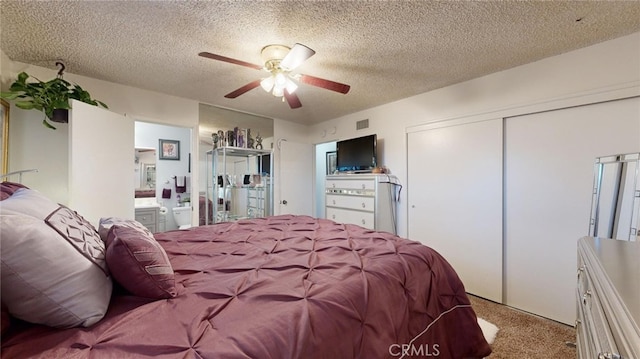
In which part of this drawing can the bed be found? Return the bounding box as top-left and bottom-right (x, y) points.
(0, 182), (491, 359)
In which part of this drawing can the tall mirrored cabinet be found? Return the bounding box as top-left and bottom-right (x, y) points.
(589, 152), (640, 241)
(204, 147), (273, 224)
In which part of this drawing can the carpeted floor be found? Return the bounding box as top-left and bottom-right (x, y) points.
(469, 295), (576, 358)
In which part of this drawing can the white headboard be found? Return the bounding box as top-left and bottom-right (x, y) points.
(0, 169), (39, 183)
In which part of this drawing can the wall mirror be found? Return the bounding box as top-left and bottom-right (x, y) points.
(135, 147), (156, 194)
(198, 104), (274, 224)
(589, 153), (640, 241)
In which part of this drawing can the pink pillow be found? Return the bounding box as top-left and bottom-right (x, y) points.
(0, 181), (29, 201)
(106, 224), (177, 299)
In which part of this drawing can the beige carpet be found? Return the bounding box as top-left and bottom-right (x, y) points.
(469, 295), (576, 358)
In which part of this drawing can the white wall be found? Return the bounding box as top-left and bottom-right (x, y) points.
(309, 31), (640, 238)
(1, 50), (305, 223)
(1, 54), (200, 208)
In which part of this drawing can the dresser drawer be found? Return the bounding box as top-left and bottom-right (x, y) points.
(326, 207), (375, 230)
(326, 179), (375, 191)
(326, 194), (374, 212)
(579, 272), (619, 357)
(576, 290), (595, 359)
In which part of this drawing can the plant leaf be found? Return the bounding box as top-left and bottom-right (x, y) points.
(42, 118), (57, 130)
(15, 101), (35, 110)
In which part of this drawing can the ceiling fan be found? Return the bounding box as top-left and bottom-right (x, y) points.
(199, 43), (350, 109)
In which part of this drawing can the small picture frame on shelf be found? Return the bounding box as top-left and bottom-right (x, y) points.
(326, 151), (337, 175)
(159, 139), (180, 160)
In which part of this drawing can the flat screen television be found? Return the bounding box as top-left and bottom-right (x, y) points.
(336, 134), (377, 173)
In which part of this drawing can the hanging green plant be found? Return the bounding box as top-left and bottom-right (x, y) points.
(0, 68), (108, 130)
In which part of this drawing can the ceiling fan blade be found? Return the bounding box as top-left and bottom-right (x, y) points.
(298, 74), (350, 94)
(224, 80), (262, 98)
(280, 43), (316, 71)
(199, 52), (263, 70)
(283, 90), (302, 109)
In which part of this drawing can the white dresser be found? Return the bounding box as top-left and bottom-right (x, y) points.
(576, 237), (640, 359)
(325, 174), (398, 234)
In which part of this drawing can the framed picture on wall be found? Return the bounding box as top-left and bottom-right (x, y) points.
(159, 139), (180, 160)
(326, 151), (337, 175)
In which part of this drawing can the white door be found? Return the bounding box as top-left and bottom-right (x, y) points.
(278, 140), (313, 216)
(407, 118), (503, 302)
(68, 100), (135, 226)
(504, 96), (640, 325)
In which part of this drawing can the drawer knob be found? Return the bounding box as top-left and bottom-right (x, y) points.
(582, 290), (591, 305)
(361, 184), (365, 189)
(332, 214), (335, 219)
(333, 200), (336, 205)
(598, 353), (621, 359)
(361, 219), (366, 225)
(361, 202), (365, 208)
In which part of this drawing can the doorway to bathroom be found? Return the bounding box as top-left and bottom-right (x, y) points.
(135, 121), (192, 231)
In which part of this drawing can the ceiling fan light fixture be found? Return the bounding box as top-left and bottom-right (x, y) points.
(260, 76), (275, 92)
(261, 45), (290, 66)
(272, 86), (284, 97)
(274, 73), (287, 87)
(285, 78), (298, 94)
(201, 42), (349, 108)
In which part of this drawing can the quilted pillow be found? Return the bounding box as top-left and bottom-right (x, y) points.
(106, 223), (177, 299)
(98, 216), (151, 242)
(0, 189), (112, 328)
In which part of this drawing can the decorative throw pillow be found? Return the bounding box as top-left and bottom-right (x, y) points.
(106, 223), (177, 299)
(0, 188), (112, 328)
(1, 304), (11, 336)
(98, 217), (152, 242)
(0, 181), (29, 201)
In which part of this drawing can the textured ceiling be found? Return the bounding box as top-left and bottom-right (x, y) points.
(2, 1), (640, 125)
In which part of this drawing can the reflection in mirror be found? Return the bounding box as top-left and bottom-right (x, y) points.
(198, 103), (274, 225)
(135, 148), (156, 197)
(589, 153), (640, 241)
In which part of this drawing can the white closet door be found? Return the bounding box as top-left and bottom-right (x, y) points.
(68, 100), (135, 226)
(407, 118), (503, 302)
(505, 96), (640, 325)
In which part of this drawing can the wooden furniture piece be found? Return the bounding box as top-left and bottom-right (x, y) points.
(135, 206), (159, 233)
(325, 174), (398, 234)
(577, 237), (640, 359)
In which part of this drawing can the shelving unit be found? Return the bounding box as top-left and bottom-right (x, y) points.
(205, 146), (273, 224)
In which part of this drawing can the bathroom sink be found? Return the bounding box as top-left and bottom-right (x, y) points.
(134, 198), (160, 208)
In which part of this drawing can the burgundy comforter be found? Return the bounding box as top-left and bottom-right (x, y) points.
(2, 215), (490, 358)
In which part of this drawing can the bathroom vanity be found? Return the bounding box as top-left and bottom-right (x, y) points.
(135, 206), (159, 233)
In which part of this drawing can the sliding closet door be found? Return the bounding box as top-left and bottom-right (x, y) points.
(407, 118), (503, 302)
(504, 96), (640, 325)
